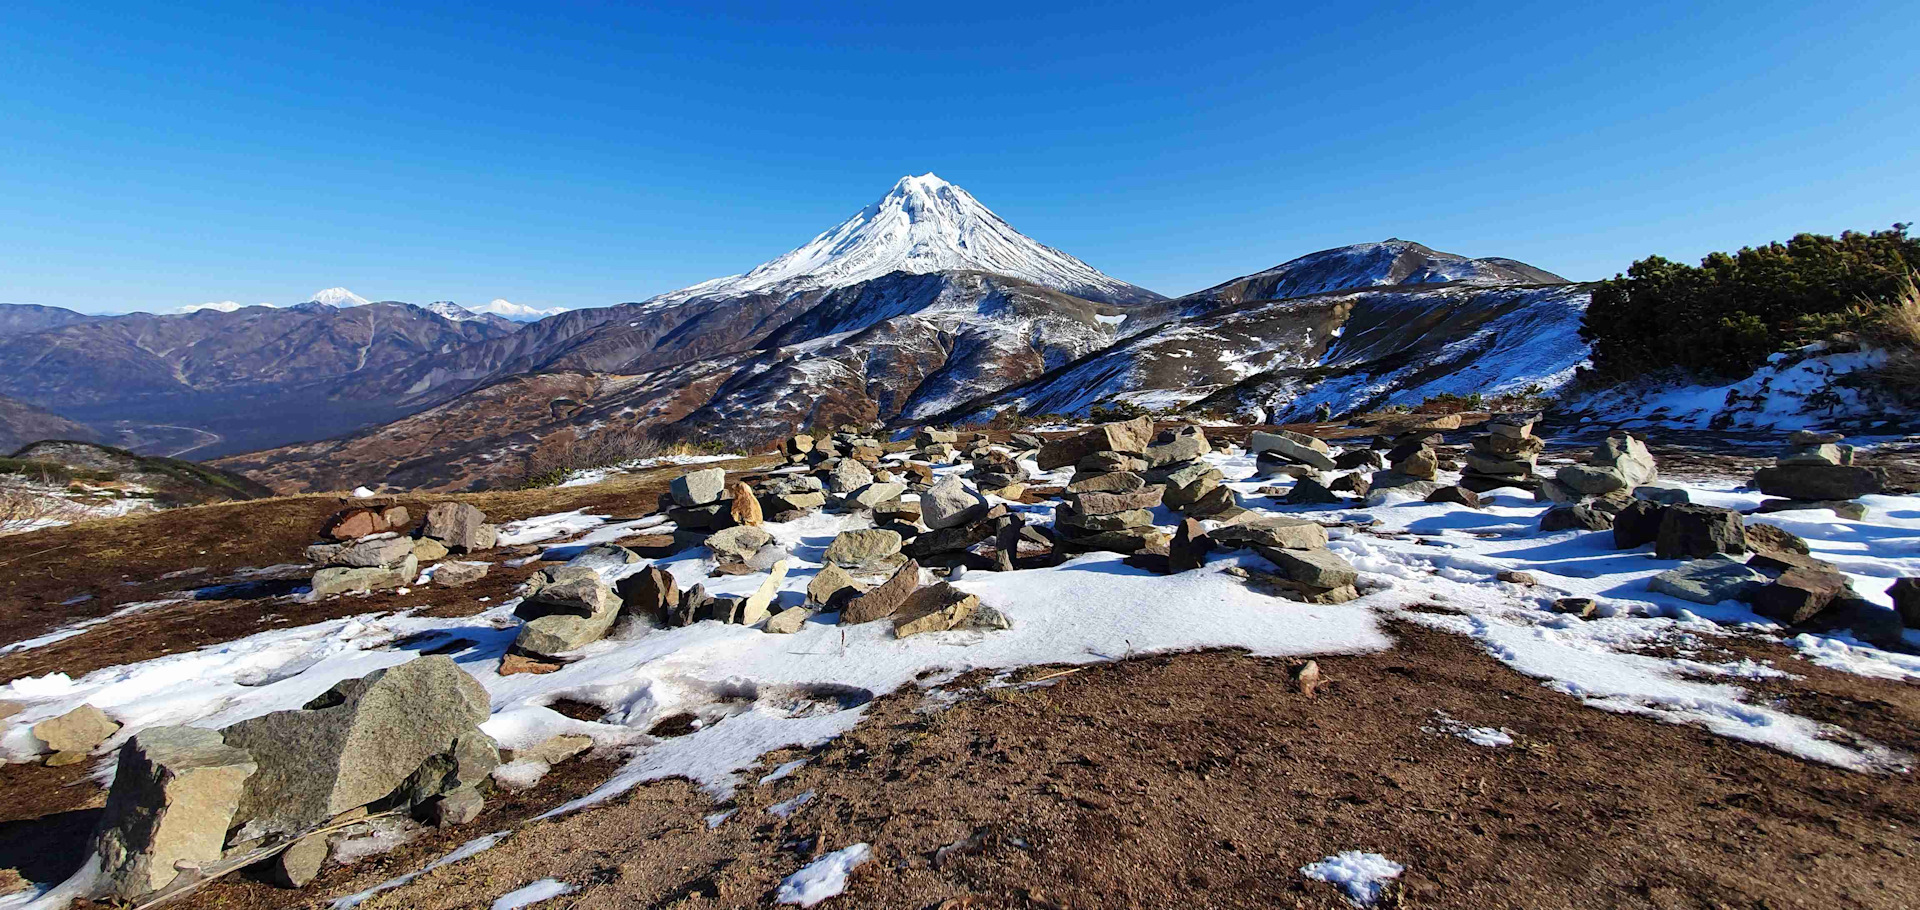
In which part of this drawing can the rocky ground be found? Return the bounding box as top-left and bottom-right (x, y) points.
(0, 419), (1917, 909)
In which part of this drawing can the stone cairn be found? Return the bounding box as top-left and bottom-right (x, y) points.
(69, 654), (597, 903)
(1750, 430), (1886, 520)
(1460, 415), (1543, 493)
(306, 501), (498, 597)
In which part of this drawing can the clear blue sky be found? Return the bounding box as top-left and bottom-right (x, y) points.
(4, 1), (1917, 314)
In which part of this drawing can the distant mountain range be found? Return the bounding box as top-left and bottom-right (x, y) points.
(1, 174), (1588, 492)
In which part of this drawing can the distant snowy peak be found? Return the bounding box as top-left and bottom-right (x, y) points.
(473, 298), (571, 322)
(309, 287), (371, 307)
(651, 173), (1162, 306)
(1232, 240), (1568, 301)
(420, 300), (484, 322)
(177, 301), (275, 314)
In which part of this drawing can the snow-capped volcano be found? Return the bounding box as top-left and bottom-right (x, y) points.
(650, 173), (1162, 306)
(309, 287), (370, 307)
(473, 298), (570, 322)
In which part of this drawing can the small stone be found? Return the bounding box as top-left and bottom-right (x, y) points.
(267, 830), (328, 888)
(1066, 471), (1146, 494)
(1744, 522), (1810, 557)
(321, 507), (386, 541)
(1394, 448), (1440, 480)
(1292, 660), (1323, 696)
(1552, 597), (1597, 618)
(766, 608), (814, 634)
(1497, 570), (1537, 586)
(671, 467), (729, 506)
(1284, 476), (1342, 505)
(828, 459), (875, 494)
(1146, 425), (1211, 467)
(499, 654), (563, 676)
(34, 704), (120, 754)
(807, 565), (867, 608)
(423, 786), (484, 827)
(1424, 485), (1482, 508)
(412, 537), (451, 562)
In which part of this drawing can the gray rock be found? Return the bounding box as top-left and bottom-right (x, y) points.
(221, 656), (490, 838)
(1556, 464), (1630, 496)
(267, 829), (328, 888)
(893, 583), (980, 638)
(1333, 449), (1387, 471)
(34, 704), (120, 754)
(1462, 453), (1533, 476)
(1146, 426), (1211, 468)
(1058, 506), (1154, 531)
(1283, 476), (1341, 505)
(433, 560), (490, 587)
(846, 481), (908, 509)
(707, 525), (774, 563)
(1611, 499), (1667, 548)
(89, 726), (258, 901)
(1649, 558), (1767, 604)
(423, 502), (497, 552)
(1068, 486), (1164, 514)
(827, 458), (874, 495)
(329, 535), (415, 569)
(311, 555), (418, 597)
(1256, 546), (1358, 588)
(516, 574), (621, 620)
(422, 785), (485, 827)
(1889, 577), (1920, 628)
(1067, 471), (1146, 494)
(1248, 431), (1336, 471)
(1753, 464), (1885, 501)
(921, 475), (989, 530)
(1755, 498), (1868, 520)
(514, 607), (619, 656)
(1777, 443), (1842, 466)
(1210, 515), (1328, 550)
(1541, 504), (1612, 533)
(823, 529), (904, 567)
(1750, 567), (1852, 624)
(670, 467), (729, 506)
(1633, 485), (1691, 505)
(1655, 505), (1747, 560)
(766, 607), (815, 634)
(1591, 433), (1658, 486)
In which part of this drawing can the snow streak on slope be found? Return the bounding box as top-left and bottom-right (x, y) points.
(648, 174), (1161, 307)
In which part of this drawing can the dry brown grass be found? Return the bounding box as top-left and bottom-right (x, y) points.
(1856, 269), (1920, 404)
(0, 477), (85, 536)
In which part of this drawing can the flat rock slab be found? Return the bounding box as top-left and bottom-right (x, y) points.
(91, 725), (258, 901)
(1210, 516), (1328, 551)
(34, 703), (120, 754)
(1648, 559), (1766, 605)
(1256, 546), (1359, 588)
(671, 467), (729, 506)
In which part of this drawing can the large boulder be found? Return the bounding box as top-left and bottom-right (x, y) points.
(1540, 504), (1611, 533)
(708, 525), (774, 563)
(921, 475), (989, 530)
(1611, 500), (1667, 549)
(1592, 433), (1658, 486)
(221, 657), (491, 839)
(1654, 505), (1747, 560)
(894, 583), (980, 637)
(1257, 546), (1358, 588)
(330, 535), (416, 569)
(1035, 416), (1154, 470)
(842, 560), (921, 623)
(88, 726), (258, 901)
(1889, 577), (1920, 628)
(670, 467), (728, 507)
(617, 566), (678, 620)
(827, 458), (875, 495)
(1249, 431), (1336, 471)
(423, 503), (497, 552)
(1556, 465), (1630, 496)
(1752, 464), (1885, 501)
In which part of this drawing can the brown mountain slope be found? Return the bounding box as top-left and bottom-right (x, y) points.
(0, 395), (98, 453)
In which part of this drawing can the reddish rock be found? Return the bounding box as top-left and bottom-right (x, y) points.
(321, 508), (386, 541)
(500, 654), (562, 676)
(1751, 567), (1850, 624)
(842, 560), (921, 624)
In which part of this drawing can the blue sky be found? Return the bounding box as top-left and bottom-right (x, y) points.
(3, 1), (1917, 314)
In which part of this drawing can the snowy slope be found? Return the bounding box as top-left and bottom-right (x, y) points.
(647, 174), (1162, 307)
(474, 299), (571, 322)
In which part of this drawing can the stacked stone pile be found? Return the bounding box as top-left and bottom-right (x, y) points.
(1751, 430), (1886, 520)
(1204, 513), (1360, 604)
(306, 501), (498, 596)
(1363, 431), (1445, 502)
(1460, 415), (1544, 493)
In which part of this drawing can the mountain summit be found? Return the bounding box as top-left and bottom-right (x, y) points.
(651, 173), (1162, 306)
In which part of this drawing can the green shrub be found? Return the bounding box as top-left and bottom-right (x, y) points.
(1582, 225), (1920, 381)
